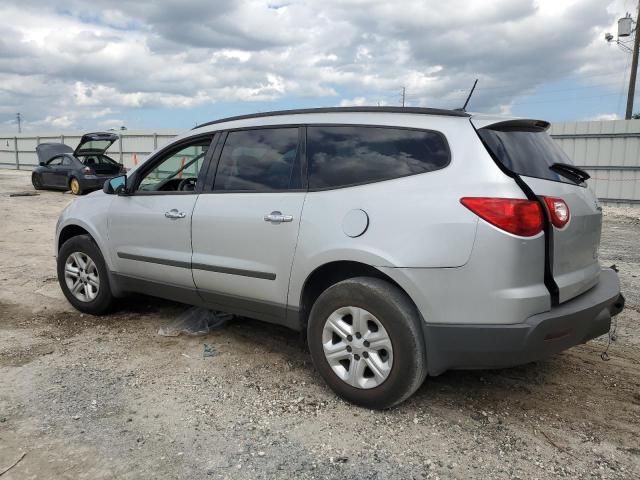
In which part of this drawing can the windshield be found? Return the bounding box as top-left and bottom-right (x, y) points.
(478, 127), (579, 185)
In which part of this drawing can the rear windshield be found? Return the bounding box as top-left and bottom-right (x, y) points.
(77, 140), (114, 153)
(478, 127), (575, 184)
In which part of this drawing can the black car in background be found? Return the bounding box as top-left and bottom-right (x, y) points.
(32, 132), (124, 195)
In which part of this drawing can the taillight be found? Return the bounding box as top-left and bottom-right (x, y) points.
(542, 196), (570, 228)
(460, 197), (543, 237)
(82, 166), (94, 175)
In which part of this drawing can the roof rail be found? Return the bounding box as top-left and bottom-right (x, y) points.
(193, 106), (470, 129)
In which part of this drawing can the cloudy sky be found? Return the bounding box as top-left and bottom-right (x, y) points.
(0, 0), (636, 132)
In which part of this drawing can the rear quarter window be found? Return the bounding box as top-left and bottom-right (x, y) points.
(307, 126), (450, 189)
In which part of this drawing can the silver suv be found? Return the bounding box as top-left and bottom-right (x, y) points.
(55, 107), (625, 408)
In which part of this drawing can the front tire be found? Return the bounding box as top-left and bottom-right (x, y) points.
(32, 173), (42, 190)
(69, 177), (83, 195)
(307, 277), (427, 409)
(57, 235), (114, 314)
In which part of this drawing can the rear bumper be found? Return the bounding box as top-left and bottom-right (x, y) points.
(424, 268), (625, 375)
(79, 175), (116, 191)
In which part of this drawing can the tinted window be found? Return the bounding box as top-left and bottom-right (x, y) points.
(77, 139), (113, 153)
(47, 156), (64, 166)
(214, 128), (300, 191)
(307, 126), (449, 189)
(478, 128), (574, 184)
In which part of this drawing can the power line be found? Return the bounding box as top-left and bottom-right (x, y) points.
(617, 53), (633, 115)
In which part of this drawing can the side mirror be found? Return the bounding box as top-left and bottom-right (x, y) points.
(103, 175), (128, 195)
(39, 161), (46, 166)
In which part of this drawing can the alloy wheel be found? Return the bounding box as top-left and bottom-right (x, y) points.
(322, 306), (394, 389)
(64, 252), (100, 302)
(70, 178), (80, 194)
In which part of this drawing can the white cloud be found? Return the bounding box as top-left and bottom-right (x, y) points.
(588, 113), (620, 121)
(339, 97), (369, 107)
(0, 0), (628, 130)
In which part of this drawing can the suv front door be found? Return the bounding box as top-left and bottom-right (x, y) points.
(107, 134), (216, 296)
(191, 127), (306, 327)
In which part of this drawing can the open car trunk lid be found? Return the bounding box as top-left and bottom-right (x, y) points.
(473, 117), (602, 304)
(74, 132), (119, 157)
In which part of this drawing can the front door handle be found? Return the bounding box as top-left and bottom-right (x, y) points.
(165, 209), (186, 219)
(264, 211), (293, 224)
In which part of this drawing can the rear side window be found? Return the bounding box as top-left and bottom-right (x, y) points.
(307, 126), (450, 189)
(478, 127), (574, 184)
(214, 128), (301, 191)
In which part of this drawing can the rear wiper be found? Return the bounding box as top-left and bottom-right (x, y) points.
(549, 163), (590, 183)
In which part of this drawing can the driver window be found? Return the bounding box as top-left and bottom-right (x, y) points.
(137, 138), (212, 192)
(48, 156), (64, 166)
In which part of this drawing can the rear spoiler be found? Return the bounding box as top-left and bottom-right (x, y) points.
(473, 118), (550, 132)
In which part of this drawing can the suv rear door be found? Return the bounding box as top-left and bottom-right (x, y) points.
(474, 118), (601, 304)
(191, 127), (306, 326)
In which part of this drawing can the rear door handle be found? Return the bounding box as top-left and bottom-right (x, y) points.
(165, 209), (186, 219)
(264, 211), (293, 224)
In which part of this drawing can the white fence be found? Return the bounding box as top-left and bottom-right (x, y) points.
(549, 120), (640, 206)
(2, 121), (640, 206)
(0, 130), (180, 171)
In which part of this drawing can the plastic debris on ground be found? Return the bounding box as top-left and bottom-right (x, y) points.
(157, 306), (233, 337)
(9, 192), (40, 197)
(203, 343), (217, 358)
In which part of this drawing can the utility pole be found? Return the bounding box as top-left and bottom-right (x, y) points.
(16, 112), (21, 133)
(626, 1), (640, 119)
(401, 87), (406, 107)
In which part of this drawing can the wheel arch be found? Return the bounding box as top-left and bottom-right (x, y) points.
(57, 220), (110, 267)
(58, 224), (92, 252)
(296, 260), (421, 334)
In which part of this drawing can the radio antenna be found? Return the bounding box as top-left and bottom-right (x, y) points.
(460, 78), (478, 111)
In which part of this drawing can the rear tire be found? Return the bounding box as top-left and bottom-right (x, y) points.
(69, 177), (83, 195)
(307, 277), (427, 409)
(32, 173), (42, 190)
(57, 234), (114, 314)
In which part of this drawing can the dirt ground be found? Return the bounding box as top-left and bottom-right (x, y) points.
(0, 168), (638, 480)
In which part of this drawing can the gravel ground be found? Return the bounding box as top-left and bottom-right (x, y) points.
(1, 169), (639, 480)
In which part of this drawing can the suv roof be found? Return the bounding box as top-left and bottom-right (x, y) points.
(193, 106), (470, 129)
